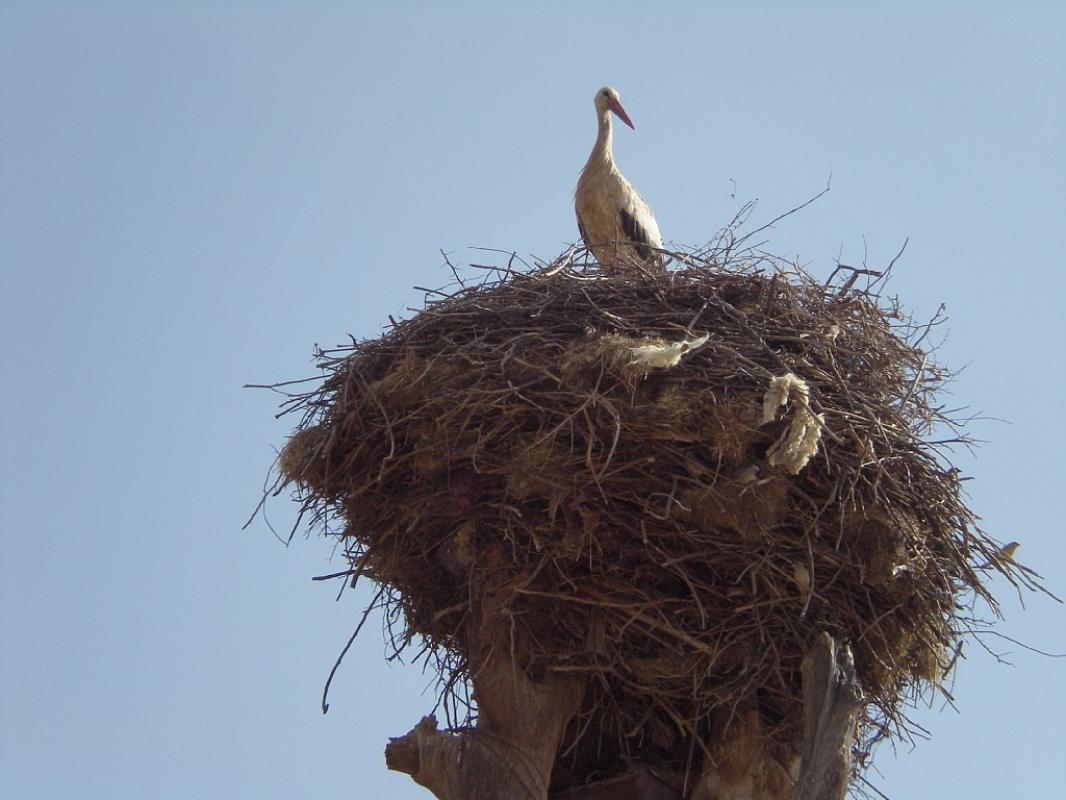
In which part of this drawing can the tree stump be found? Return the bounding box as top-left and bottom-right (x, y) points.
(386, 586), (583, 800)
(388, 633), (861, 800)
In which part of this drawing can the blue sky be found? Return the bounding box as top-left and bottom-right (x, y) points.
(2, 2), (1064, 798)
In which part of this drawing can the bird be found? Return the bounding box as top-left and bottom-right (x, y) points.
(575, 86), (663, 272)
(978, 541), (1020, 569)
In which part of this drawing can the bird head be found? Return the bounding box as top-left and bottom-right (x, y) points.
(594, 85), (634, 130)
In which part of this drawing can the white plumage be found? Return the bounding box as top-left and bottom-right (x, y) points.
(575, 86), (663, 272)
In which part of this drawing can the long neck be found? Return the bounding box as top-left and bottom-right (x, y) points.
(584, 108), (614, 172)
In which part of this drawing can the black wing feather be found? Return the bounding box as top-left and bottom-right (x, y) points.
(619, 208), (654, 261)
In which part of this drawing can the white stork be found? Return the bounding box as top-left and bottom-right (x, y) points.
(575, 86), (663, 272)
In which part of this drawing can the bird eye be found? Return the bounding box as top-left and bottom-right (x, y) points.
(602, 90), (610, 97)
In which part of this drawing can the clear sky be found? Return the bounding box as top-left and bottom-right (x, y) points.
(2, 2), (1063, 798)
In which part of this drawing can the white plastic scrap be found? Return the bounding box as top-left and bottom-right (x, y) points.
(761, 372), (825, 474)
(761, 373), (804, 425)
(628, 334), (709, 370)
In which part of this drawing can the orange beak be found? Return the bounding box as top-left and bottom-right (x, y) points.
(608, 99), (635, 130)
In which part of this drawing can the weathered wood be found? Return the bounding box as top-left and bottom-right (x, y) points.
(385, 583), (583, 800)
(791, 633), (863, 800)
(385, 659), (581, 799)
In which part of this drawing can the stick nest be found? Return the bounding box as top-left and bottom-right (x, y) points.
(266, 245), (1034, 790)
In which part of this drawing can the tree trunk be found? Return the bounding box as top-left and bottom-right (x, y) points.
(386, 583), (583, 800)
(790, 633), (863, 800)
(388, 631), (860, 800)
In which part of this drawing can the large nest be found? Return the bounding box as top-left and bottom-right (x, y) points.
(266, 244), (1037, 791)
